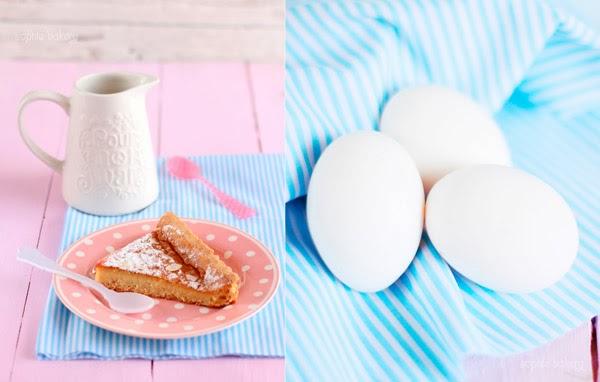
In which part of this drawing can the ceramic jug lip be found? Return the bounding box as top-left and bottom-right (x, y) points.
(75, 72), (159, 96)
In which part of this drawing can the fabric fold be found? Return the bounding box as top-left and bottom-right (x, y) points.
(285, 1), (600, 380)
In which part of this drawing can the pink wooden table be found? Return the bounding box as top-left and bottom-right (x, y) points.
(0, 61), (284, 382)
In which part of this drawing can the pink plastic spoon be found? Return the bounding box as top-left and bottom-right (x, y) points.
(167, 156), (256, 219)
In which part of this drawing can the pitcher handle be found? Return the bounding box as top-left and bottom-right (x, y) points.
(17, 90), (70, 173)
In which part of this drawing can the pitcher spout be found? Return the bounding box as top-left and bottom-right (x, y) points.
(130, 73), (159, 94)
(75, 72), (159, 96)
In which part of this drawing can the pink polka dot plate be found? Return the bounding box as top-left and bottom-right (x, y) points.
(53, 218), (280, 339)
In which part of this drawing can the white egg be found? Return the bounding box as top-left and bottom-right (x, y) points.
(380, 85), (511, 193)
(426, 165), (579, 293)
(307, 131), (424, 292)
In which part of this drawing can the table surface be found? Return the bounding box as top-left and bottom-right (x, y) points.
(0, 61), (597, 382)
(0, 61), (283, 382)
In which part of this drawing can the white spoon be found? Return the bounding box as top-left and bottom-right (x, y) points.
(17, 247), (155, 314)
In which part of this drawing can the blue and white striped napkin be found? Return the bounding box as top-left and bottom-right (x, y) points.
(37, 154), (285, 360)
(286, 0), (600, 380)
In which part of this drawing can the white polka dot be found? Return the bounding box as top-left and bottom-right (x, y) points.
(57, 276), (67, 281)
(259, 278), (269, 284)
(86, 308), (96, 314)
(183, 325), (194, 331)
(228, 235), (238, 242)
(75, 250), (85, 258)
(158, 322), (169, 328)
(109, 314), (120, 320)
(112, 232), (123, 239)
(142, 313), (152, 320)
(215, 315), (226, 321)
(205, 234), (215, 241)
(94, 299), (101, 305)
(166, 316), (178, 323)
(222, 305), (233, 311)
(141, 224), (151, 231)
(223, 250), (233, 259)
(241, 265), (250, 272)
(71, 292), (81, 298)
(84, 238), (93, 245)
(154, 299), (160, 305)
(198, 307), (210, 314)
(246, 251), (256, 257)
(248, 304), (258, 310)
(105, 245), (115, 253)
(134, 319), (144, 325)
(264, 264), (274, 271)
(66, 263), (76, 270)
(174, 303), (185, 310)
(253, 291), (263, 297)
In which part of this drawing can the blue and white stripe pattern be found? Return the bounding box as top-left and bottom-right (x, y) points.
(37, 155), (285, 360)
(286, 0), (600, 380)
(286, 0), (600, 199)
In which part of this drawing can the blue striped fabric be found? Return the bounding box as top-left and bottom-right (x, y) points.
(37, 154), (285, 360)
(286, 0), (600, 380)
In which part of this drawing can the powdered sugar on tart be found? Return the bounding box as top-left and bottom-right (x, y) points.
(99, 232), (226, 291)
(95, 212), (240, 307)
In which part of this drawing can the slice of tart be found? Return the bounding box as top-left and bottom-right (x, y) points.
(94, 213), (240, 307)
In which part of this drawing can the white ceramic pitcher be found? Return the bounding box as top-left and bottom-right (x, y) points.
(18, 72), (160, 215)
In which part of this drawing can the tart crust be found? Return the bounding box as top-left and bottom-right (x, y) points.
(94, 213), (239, 307)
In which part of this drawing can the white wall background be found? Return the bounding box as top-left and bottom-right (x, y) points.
(0, 0), (284, 62)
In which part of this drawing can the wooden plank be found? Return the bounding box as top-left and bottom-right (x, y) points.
(248, 63), (283, 153)
(464, 322), (593, 381)
(153, 62), (283, 380)
(593, 317), (598, 382)
(0, 2), (282, 27)
(0, 24), (283, 62)
(11, 0), (277, 3)
(11, 171), (153, 382)
(153, 358), (285, 382)
(0, 0), (279, 8)
(5, 61), (281, 381)
(9, 62), (160, 381)
(0, 61), (77, 382)
(159, 62), (260, 155)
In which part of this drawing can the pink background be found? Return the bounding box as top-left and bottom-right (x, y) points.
(1, 59), (597, 381)
(1, 61), (283, 381)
